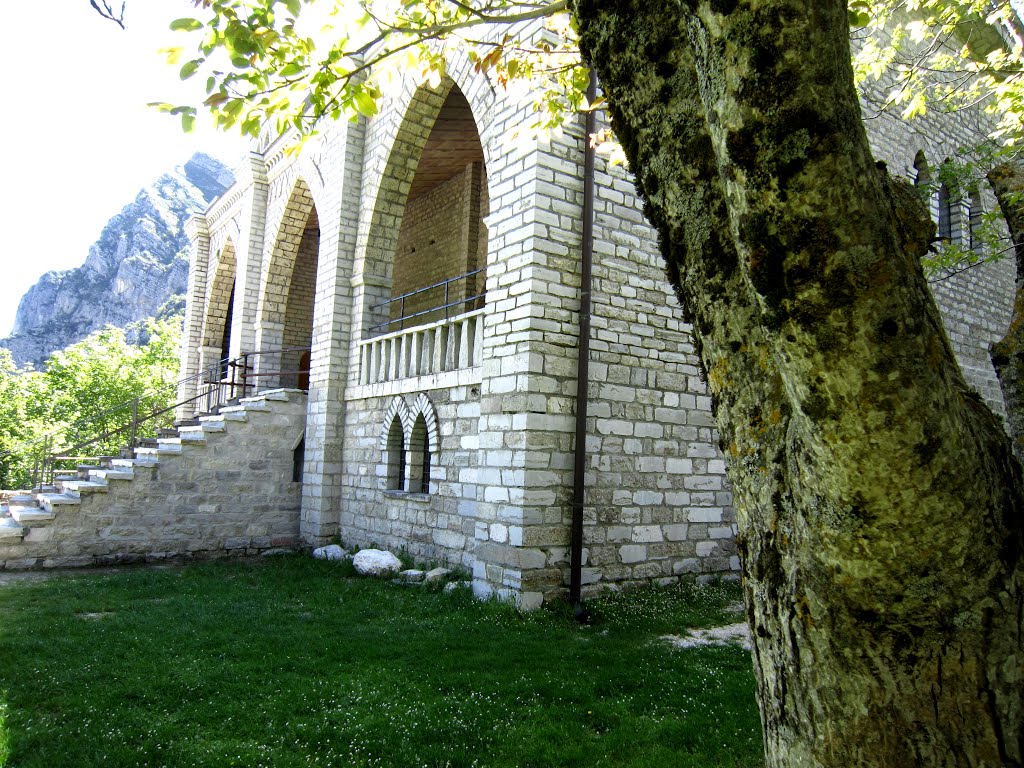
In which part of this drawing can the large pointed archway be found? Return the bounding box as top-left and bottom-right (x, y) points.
(361, 81), (489, 337)
(255, 178), (320, 390)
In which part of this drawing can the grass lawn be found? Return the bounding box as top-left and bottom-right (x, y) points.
(0, 556), (763, 767)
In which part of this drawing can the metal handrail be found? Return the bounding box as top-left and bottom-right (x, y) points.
(370, 267), (485, 333)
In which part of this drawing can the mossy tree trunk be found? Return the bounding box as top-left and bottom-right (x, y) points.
(574, 1), (1023, 765)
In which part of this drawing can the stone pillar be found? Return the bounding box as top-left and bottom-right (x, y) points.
(300, 123), (365, 545)
(470, 129), (585, 610)
(194, 344), (223, 410)
(177, 214), (210, 420)
(232, 152), (270, 358)
(253, 319), (285, 391)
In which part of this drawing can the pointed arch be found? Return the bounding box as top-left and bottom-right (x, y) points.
(381, 397), (413, 491)
(410, 392), (440, 450)
(202, 237), (237, 357)
(407, 394), (439, 495)
(379, 396), (414, 451)
(257, 176), (320, 385)
(359, 77), (490, 335)
(259, 176), (319, 327)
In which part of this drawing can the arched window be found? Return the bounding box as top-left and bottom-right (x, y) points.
(937, 182), (953, 241)
(386, 417), (406, 491)
(408, 414), (431, 494)
(913, 150), (931, 188)
(969, 187), (983, 253)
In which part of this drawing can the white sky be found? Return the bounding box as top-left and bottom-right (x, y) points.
(0, 1), (248, 337)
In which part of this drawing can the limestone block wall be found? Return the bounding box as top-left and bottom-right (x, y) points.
(0, 393), (306, 570)
(583, 160), (736, 587)
(468, 115), (738, 605)
(337, 386), (480, 570)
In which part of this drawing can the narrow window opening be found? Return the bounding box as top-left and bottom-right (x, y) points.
(969, 188), (983, 253)
(938, 183), (953, 241)
(408, 414), (430, 495)
(420, 446), (431, 494)
(292, 437), (305, 483)
(386, 418), (406, 491)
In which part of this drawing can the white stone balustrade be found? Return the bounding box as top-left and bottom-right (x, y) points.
(359, 310), (483, 385)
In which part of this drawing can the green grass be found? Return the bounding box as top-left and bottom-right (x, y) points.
(0, 557), (763, 767)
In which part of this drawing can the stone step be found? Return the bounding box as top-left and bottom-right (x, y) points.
(238, 396), (273, 408)
(157, 438), (183, 450)
(176, 428), (207, 443)
(11, 504), (57, 523)
(37, 494), (81, 514)
(196, 416), (227, 432)
(215, 409), (249, 422)
(135, 442), (181, 459)
(237, 397), (274, 409)
(57, 479), (109, 495)
(90, 467), (134, 482)
(0, 518), (24, 539)
(260, 390), (291, 402)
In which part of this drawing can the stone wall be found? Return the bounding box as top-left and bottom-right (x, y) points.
(856, 22), (1015, 417)
(337, 387), (480, 571)
(0, 392), (306, 570)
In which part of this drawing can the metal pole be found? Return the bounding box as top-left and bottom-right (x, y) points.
(570, 69), (599, 614)
(129, 399), (139, 452)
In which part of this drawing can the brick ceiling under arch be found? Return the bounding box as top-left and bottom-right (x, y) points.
(409, 88), (485, 199)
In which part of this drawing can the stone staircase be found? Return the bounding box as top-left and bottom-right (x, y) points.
(0, 389), (308, 570)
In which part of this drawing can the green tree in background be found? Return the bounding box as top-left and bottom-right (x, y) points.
(0, 317), (181, 490)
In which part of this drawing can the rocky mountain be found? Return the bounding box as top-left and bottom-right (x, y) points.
(1, 153), (234, 368)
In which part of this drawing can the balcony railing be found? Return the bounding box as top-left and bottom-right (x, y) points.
(370, 268), (485, 334)
(359, 310), (483, 386)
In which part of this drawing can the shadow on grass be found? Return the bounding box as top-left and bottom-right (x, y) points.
(0, 556), (763, 767)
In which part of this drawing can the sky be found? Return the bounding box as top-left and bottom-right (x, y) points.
(0, 1), (249, 337)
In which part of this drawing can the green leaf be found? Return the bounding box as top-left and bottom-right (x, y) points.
(848, 9), (871, 27)
(179, 60), (202, 80)
(284, 0), (300, 16)
(353, 90), (379, 117)
(181, 112), (196, 133)
(170, 17), (204, 32)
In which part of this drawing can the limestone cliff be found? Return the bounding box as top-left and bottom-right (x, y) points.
(0, 153), (233, 368)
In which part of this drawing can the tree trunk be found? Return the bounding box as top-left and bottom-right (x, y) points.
(988, 163), (1024, 461)
(574, 1), (1024, 765)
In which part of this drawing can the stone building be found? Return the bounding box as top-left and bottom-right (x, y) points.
(170, 32), (1014, 607)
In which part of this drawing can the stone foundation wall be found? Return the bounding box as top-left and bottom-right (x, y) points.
(0, 393), (306, 570)
(337, 385), (480, 570)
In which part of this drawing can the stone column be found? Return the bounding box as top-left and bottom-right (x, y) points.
(177, 214), (210, 420)
(300, 123), (365, 545)
(231, 152), (270, 358)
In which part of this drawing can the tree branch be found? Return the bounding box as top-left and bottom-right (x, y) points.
(89, 0), (125, 29)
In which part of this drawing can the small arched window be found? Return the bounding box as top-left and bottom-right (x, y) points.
(408, 414), (431, 494)
(937, 182), (953, 241)
(968, 187), (983, 253)
(386, 416), (406, 491)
